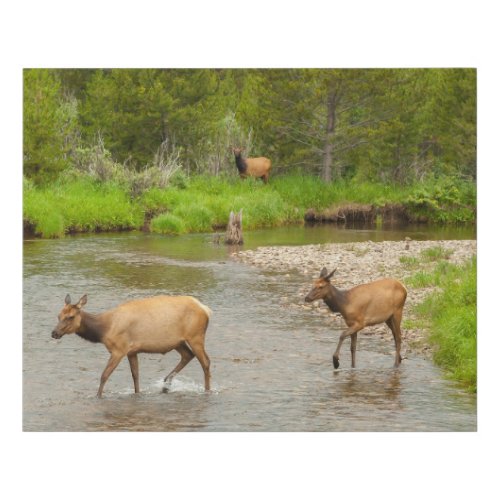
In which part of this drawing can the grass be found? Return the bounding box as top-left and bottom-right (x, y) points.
(399, 255), (420, 269)
(150, 213), (186, 234)
(411, 256), (477, 391)
(420, 246), (454, 262)
(24, 177), (143, 237)
(407, 258), (462, 289)
(23, 173), (477, 238)
(407, 270), (436, 288)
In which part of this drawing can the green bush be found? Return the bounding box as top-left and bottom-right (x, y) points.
(150, 213), (186, 234)
(173, 202), (215, 232)
(405, 176), (476, 223)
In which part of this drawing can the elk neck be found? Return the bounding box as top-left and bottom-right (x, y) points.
(76, 311), (107, 343)
(234, 153), (247, 174)
(322, 284), (348, 314)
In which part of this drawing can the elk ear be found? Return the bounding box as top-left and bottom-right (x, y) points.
(76, 294), (87, 309)
(325, 268), (337, 280)
(319, 267), (328, 278)
(65, 294), (71, 305)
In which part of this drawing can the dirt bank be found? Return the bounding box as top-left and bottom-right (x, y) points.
(232, 239), (476, 358)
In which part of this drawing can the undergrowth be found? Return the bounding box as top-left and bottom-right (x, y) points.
(411, 256), (477, 391)
(23, 173), (476, 238)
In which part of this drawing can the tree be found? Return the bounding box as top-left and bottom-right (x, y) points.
(81, 69), (231, 171)
(23, 69), (78, 182)
(238, 69), (388, 181)
(352, 68), (476, 183)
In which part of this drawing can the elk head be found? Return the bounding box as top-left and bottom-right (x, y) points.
(51, 294), (87, 339)
(231, 147), (244, 156)
(304, 268), (336, 302)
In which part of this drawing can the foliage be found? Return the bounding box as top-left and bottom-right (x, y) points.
(80, 69), (232, 170)
(412, 257), (477, 391)
(404, 176), (476, 222)
(24, 68), (476, 187)
(23, 177), (142, 237)
(23, 173), (476, 238)
(150, 213), (186, 235)
(72, 135), (184, 197)
(23, 69), (79, 183)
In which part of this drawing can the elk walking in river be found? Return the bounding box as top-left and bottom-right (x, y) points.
(51, 294), (212, 397)
(305, 268), (407, 369)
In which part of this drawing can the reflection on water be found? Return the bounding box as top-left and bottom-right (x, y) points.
(23, 226), (476, 431)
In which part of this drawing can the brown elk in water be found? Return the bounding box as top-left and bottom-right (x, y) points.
(232, 147), (272, 183)
(51, 294), (211, 397)
(305, 268), (407, 369)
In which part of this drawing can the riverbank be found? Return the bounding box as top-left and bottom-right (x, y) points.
(232, 239), (477, 386)
(23, 174), (476, 238)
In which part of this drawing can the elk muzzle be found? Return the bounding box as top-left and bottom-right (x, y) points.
(51, 330), (63, 339)
(304, 290), (317, 303)
(51, 321), (67, 339)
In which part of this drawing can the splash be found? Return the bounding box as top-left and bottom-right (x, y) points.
(154, 376), (220, 394)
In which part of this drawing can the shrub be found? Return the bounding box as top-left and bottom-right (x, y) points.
(172, 203), (214, 232)
(150, 213), (186, 234)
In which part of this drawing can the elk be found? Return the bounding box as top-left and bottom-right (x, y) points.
(305, 268), (407, 369)
(51, 294), (212, 397)
(232, 147), (272, 183)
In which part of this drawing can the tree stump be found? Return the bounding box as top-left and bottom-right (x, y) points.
(225, 209), (243, 245)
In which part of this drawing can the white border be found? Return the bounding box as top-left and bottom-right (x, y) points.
(3, 1), (497, 499)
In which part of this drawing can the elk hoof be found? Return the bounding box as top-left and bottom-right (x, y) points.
(333, 356), (340, 369)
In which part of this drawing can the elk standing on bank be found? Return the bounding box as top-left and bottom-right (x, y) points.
(51, 294), (212, 397)
(305, 268), (407, 369)
(232, 147), (272, 183)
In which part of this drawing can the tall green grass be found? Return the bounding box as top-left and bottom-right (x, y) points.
(142, 176), (302, 234)
(413, 257), (477, 391)
(23, 173), (476, 238)
(24, 177), (142, 237)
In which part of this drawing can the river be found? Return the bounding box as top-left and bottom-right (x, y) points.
(23, 224), (476, 431)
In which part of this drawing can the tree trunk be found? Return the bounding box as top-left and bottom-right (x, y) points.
(321, 91), (336, 182)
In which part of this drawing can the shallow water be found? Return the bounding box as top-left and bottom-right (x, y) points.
(23, 224), (476, 431)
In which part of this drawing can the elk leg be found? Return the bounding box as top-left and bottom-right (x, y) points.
(386, 314), (403, 367)
(333, 326), (359, 369)
(164, 342), (195, 383)
(350, 332), (358, 368)
(128, 353), (140, 393)
(97, 353), (125, 398)
(188, 340), (211, 391)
